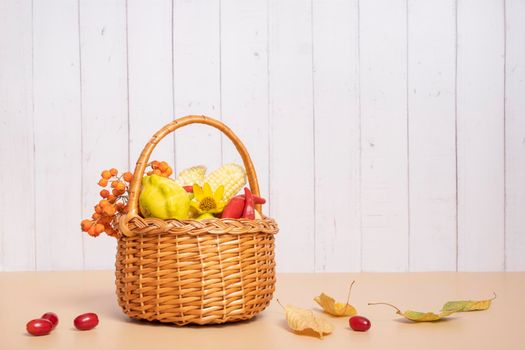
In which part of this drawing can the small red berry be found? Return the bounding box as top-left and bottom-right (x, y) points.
(74, 312), (99, 331)
(26, 318), (53, 336)
(349, 315), (371, 332)
(41, 312), (59, 329)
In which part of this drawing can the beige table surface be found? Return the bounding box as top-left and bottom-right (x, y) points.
(1, 271), (524, 350)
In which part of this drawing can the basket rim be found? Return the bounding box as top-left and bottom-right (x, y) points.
(120, 214), (279, 238)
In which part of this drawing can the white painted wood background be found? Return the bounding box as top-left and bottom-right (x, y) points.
(0, 0), (524, 272)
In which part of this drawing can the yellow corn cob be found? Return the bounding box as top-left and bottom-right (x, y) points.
(204, 163), (246, 201)
(175, 165), (206, 186)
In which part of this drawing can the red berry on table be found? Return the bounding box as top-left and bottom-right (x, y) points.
(74, 312), (99, 330)
(26, 318), (53, 336)
(349, 315), (371, 332)
(41, 312), (59, 329)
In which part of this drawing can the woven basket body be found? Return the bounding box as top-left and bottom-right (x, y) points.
(116, 116), (278, 325)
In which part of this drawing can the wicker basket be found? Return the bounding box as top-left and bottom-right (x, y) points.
(116, 115), (279, 325)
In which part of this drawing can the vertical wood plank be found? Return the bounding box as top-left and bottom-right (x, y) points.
(0, 0), (517, 272)
(33, 0), (83, 270)
(128, 0), (174, 167)
(0, 0), (35, 271)
(407, 0), (457, 271)
(268, 0), (315, 272)
(173, 0), (222, 173)
(79, 0), (128, 269)
(312, 0), (361, 272)
(360, 0), (409, 271)
(220, 0), (269, 200)
(457, 0), (505, 271)
(505, 0), (525, 271)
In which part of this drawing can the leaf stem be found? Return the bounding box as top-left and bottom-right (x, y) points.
(368, 302), (402, 314)
(276, 299), (285, 310)
(345, 280), (356, 305)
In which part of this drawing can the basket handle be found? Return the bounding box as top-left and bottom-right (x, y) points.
(122, 115), (261, 232)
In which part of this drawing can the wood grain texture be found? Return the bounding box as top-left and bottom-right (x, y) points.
(33, 0), (83, 270)
(407, 0), (457, 271)
(173, 0), (222, 173)
(312, 0), (361, 272)
(504, 0), (525, 271)
(79, 0), (127, 269)
(220, 0), (270, 202)
(457, 0), (505, 271)
(360, 0), (409, 271)
(128, 0), (174, 167)
(0, 0), (35, 271)
(268, 0), (315, 272)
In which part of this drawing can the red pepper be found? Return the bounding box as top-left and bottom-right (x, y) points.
(242, 187), (255, 219)
(221, 193), (265, 219)
(221, 196), (245, 219)
(239, 194), (266, 204)
(183, 186), (193, 193)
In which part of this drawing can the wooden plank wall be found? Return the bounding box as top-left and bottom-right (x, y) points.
(0, 0), (523, 272)
(408, 0), (456, 271)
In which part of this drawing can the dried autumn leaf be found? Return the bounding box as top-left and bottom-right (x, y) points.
(441, 292), (497, 312)
(403, 310), (456, 322)
(284, 304), (335, 338)
(314, 293), (357, 317)
(369, 302), (456, 322)
(314, 281), (357, 317)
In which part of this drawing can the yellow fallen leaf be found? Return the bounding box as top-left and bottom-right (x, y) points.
(403, 310), (455, 321)
(284, 304), (335, 338)
(369, 302), (456, 322)
(314, 293), (357, 317)
(441, 292), (497, 312)
(314, 280), (357, 317)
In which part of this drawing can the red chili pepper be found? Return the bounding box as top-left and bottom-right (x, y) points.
(239, 194), (266, 204)
(242, 187), (255, 219)
(221, 196), (245, 219)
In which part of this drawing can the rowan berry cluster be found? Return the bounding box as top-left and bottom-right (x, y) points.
(81, 161), (173, 237)
(146, 160), (173, 177)
(81, 168), (132, 237)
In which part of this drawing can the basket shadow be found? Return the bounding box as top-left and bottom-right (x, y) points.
(125, 314), (261, 328)
(47, 288), (269, 327)
(277, 319), (324, 338)
(392, 317), (457, 324)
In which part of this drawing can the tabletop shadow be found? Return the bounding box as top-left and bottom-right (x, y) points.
(393, 317), (457, 324)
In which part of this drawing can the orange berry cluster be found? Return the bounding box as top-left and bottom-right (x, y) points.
(81, 168), (133, 237)
(81, 160), (173, 238)
(147, 160), (173, 177)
